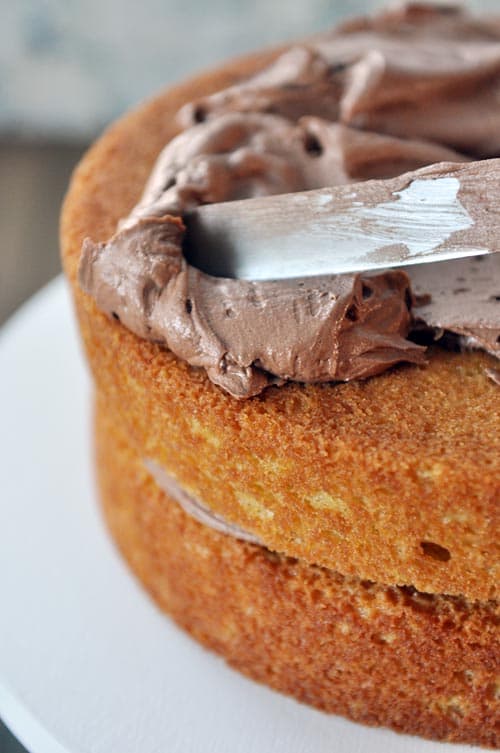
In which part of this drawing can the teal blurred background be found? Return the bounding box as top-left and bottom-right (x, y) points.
(2, 0), (379, 140)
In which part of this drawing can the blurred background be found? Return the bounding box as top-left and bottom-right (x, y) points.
(0, 0), (497, 750)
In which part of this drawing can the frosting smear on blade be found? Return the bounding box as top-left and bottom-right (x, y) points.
(79, 2), (499, 398)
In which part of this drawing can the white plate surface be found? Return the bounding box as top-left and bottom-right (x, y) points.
(0, 278), (479, 753)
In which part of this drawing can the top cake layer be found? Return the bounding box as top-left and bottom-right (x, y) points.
(61, 3), (499, 599)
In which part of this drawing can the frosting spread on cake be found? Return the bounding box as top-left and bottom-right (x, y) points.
(79, 2), (500, 398)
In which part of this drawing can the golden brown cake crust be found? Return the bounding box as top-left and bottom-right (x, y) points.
(95, 397), (500, 748)
(60, 49), (499, 601)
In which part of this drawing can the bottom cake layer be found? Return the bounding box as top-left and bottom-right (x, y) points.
(94, 394), (499, 748)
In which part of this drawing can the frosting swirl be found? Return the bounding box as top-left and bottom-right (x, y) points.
(79, 2), (500, 398)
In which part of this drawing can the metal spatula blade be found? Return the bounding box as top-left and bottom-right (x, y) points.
(184, 160), (500, 280)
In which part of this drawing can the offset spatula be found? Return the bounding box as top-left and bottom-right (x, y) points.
(184, 160), (500, 280)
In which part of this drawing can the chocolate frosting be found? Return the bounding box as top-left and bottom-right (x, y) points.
(81, 214), (425, 397)
(179, 3), (500, 157)
(409, 254), (500, 357)
(80, 2), (499, 399)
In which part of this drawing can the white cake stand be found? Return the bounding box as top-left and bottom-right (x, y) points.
(0, 278), (478, 753)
